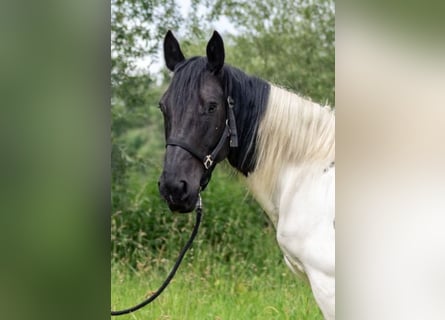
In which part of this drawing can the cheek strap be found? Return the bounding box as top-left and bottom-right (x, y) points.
(166, 121), (230, 170)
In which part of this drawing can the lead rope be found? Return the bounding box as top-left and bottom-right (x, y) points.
(111, 194), (203, 316)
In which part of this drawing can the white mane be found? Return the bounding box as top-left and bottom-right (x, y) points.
(246, 85), (335, 219)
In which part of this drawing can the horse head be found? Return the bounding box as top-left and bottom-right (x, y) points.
(158, 30), (230, 213)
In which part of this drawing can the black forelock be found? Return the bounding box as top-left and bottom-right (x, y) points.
(167, 57), (207, 103)
(173, 56), (203, 73)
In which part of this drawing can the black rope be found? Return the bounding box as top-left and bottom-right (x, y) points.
(111, 196), (203, 316)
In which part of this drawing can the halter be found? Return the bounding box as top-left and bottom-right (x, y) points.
(166, 96), (238, 173)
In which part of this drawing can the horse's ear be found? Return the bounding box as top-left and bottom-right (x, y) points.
(206, 31), (225, 74)
(164, 30), (185, 71)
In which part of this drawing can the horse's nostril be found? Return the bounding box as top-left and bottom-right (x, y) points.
(179, 180), (188, 200)
(163, 179), (189, 200)
(159, 175), (192, 208)
(179, 180), (187, 192)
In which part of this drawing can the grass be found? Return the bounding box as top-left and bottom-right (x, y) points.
(111, 248), (323, 320)
(112, 162), (323, 319)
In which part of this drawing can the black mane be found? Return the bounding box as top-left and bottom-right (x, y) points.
(221, 64), (270, 175)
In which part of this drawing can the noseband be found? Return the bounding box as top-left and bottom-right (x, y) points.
(166, 96), (238, 182)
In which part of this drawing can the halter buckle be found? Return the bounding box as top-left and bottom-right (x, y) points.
(204, 155), (213, 170)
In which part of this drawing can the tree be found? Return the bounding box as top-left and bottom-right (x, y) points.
(204, 0), (335, 105)
(111, 0), (184, 187)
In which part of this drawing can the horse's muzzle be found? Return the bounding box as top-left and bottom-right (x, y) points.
(158, 176), (199, 213)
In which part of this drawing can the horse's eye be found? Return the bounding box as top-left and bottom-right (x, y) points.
(207, 103), (217, 113)
(158, 102), (165, 111)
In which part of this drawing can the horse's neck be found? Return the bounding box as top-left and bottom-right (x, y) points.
(244, 85), (335, 224)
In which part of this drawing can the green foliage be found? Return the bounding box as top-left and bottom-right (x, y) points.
(111, 0), (183, 84)
(209, 0), (335, 105)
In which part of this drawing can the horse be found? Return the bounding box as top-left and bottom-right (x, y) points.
(158, 30), (335, 319)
